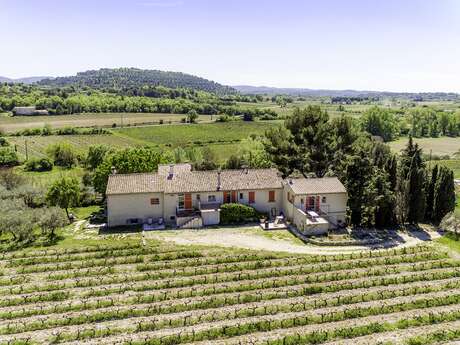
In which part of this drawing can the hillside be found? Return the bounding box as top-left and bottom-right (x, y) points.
(234, 85), (460, 100)
(38, 68), (236, 95)
(0, 76), (50, 84)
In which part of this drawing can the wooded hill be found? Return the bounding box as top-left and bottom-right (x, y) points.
(38, 68), (236, 95)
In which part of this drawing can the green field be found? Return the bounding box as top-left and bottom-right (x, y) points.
(116, 121), (279, 147)
(0, 112), (214, 133)
(8, 134), (141, 159)
(389, 137), (460, 157)
(7, 121), (278, 162)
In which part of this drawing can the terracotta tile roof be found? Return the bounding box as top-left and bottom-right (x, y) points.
(158, 163), (192, 176)
(106, 167), (283, 195)
(164, 168), (284, 193)
(287, 177), (346, 195)
(106, 173), (164, 195)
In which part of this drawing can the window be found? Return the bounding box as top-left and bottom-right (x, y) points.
(196, 194), (201, 201)
(239, 192), (244, 200)
(150, 198), (160, 205)
(249, 191), (255, 204)
(268, 190), (275, 202)
(208, 195), (216, 202)
(322, 196), (327, 203)
(178, 194), (185, 209)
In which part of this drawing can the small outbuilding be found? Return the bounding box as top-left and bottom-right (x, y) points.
(12, 106), (48, 116)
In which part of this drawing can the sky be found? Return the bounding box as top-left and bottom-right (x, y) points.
(1, 0), (459, 92)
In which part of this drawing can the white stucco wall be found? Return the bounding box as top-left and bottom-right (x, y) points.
(107, 192), (164, 227)
(282, 183), (348, 229)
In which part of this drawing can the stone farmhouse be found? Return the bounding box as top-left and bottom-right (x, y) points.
(106, 164), (348, 235)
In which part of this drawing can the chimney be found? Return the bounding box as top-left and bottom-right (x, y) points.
(242, 165), (249, 174)
(217, 169), (221, 190)
(111, 166), (117, 175)
(168, 164), (174, 179)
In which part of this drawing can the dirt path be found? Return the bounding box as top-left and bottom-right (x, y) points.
(147, 227), (442, 255)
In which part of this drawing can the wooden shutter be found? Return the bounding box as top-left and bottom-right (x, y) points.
(249, 191), (255, 204)
(316, 196), (320, 211)
(223, 191), (230, 204)
(184, 193), (192, 209)
(231, 191), (237, 203)
(268, 190), (275, 202)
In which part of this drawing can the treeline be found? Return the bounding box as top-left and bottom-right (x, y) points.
(37, 68), (237, 95)
(264, 106), (457, 227)
(360, 106), (460, 141)
(331, 96), (380, 103)
(0, 85), (277, 119)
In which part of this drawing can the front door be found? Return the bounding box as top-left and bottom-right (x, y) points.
(231, 191), (237, 203)
(184, 193), (192, 209)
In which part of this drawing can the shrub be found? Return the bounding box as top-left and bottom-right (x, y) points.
(46, 143), (77, 168)
(0, 137), (9, 147)
(24, 157), (53, 172)
(0, 147), (19, 167)
(220, 203), (258, 224)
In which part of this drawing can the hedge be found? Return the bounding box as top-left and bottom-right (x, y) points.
(220, 203), (258, 224)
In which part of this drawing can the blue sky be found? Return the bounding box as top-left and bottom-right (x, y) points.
(1, 0), (459, 92)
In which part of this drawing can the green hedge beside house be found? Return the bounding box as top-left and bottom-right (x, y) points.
(220, 203), (259, 224)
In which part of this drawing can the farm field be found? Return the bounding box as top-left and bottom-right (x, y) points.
(7, 134), (141, 159)
(6, 121), (278, 161)
(389, 137), (460, 157)
(0, 113), (213, 133)
(115, 121), (280, 147)
(3, 239), (460, 344)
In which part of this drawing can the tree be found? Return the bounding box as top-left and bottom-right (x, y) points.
(433, 166), (456, 223)
(39, 207), (68, 240)
(264, 106), (332, 177)
(196, 147), (218, 170)
(24, 157), (53, 172)
(186, 109), (199, 123)
(360, 107), (399, 142)
(225, 154), (243, 169)
(46, 177), (80, 220)
(0, 147), (19, 167)
(406, 156), (426, 224)
(397, 136), (426, 225)
(46, 143), (77, 168)
(425, 165), (438, 222)
(93, 147), (170, 194)
(86, 145), (112, 170)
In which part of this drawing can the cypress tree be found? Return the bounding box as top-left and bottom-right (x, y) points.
(406, 155), (426, 224)
(433, 166), (456, 223)
(425, 165), (438, 222)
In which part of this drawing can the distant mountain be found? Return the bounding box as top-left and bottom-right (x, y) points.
(39, 68), (236, 95)
(233, 85), (459, 100)
(0, 76), (50, 84)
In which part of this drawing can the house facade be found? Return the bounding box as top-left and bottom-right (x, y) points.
(106, 164), (348, 234)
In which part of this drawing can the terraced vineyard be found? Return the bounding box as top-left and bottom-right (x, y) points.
(2, 242), (460, 344)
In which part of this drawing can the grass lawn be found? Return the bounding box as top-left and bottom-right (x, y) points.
(69, 205), (102, 220)
(389, 137), (460, 157)
(14, 166), (85, 187)
(436, 232), (460, 253)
